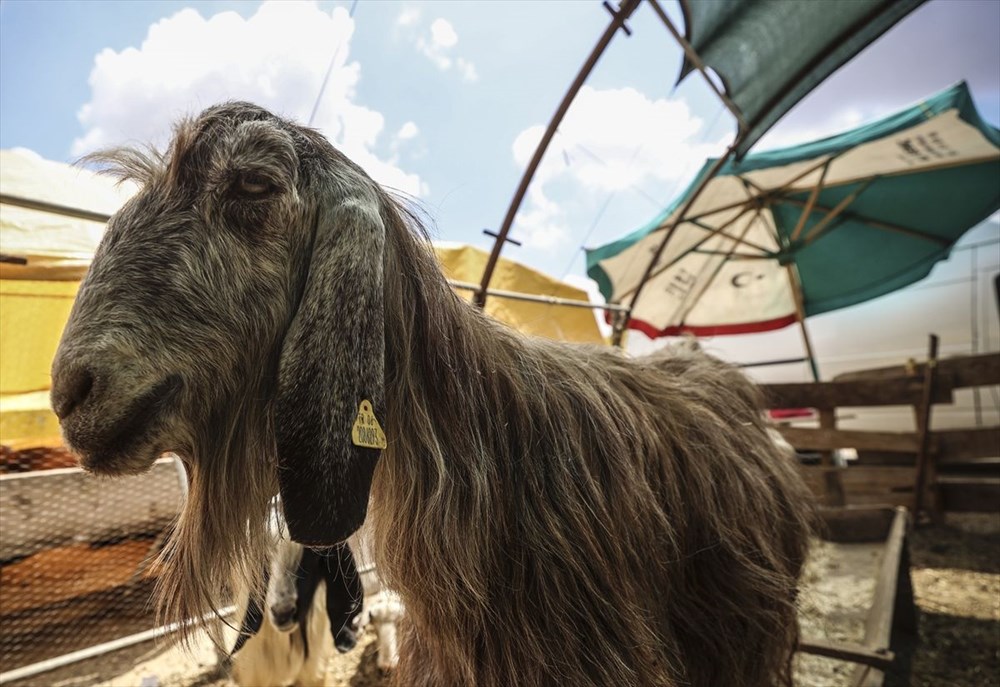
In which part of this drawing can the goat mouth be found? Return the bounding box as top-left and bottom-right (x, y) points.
(66, 375), (183, 475)
(271, 619), (297, 634)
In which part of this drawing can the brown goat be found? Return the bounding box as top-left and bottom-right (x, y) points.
(51, 102), (814, 687)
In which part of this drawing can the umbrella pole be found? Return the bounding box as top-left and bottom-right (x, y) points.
(786, 263), (820, 381)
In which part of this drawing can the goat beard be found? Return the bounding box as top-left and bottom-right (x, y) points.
(153, 382), (279, 650)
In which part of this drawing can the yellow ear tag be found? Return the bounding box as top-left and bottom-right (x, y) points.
(351, 400), (387, 449)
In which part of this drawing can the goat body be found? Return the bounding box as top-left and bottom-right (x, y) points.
(52, 102), (815, 687)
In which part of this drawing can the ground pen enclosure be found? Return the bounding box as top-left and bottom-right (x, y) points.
(1, 357), (997, 686)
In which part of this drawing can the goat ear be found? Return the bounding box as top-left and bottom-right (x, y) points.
(323, 543), (364, 653)
(275, 196), (386, 545)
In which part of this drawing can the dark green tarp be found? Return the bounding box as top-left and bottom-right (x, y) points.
(679, 0), (927, 157)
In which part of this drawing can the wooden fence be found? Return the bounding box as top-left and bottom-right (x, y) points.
(761, 348), (1000, 519)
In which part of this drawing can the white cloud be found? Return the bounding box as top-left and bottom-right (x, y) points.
(396, 7), (420, 27)
(397, 121), (419, 141)
(73, 0), (426, 197)
(429, 18), (458, 49)
(411, 17), (478, 82)
(456, 58), (478, 82)
(510, 86), (726, 250)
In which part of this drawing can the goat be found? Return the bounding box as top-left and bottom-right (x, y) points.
(227, 531), (363, 687)
(51, 102), (815, 687)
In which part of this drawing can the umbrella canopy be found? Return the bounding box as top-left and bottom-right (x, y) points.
(586, 82), (1000, 339)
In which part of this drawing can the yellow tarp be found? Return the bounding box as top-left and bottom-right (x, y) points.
(434, 243), (603, 345)
(0, 149), (605, 445)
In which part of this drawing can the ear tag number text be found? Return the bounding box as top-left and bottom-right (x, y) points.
(352, 400), (387, 449)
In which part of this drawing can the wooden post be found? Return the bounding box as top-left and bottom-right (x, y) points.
(912, 334), (941, 523)
(786, 263), (821, 382)
(819, 408), (847, 507)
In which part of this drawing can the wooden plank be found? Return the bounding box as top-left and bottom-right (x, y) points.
(817, 506), (895, 543)
(856, 427), (999, 466)
(850, 507), (910, 687)
(856, 451), (920, 467)
(938, 477), (1000, 513)
(775, 426), (1000, 465)
(0, 458), (182, 561)
(834, 352), (1000, 389)
(778, 427), (923, 453)
(760, 377), (953, 410)
(799, 638), (894, 671)
(937, 427), (1000, 463)
(799, 466), (917, 510)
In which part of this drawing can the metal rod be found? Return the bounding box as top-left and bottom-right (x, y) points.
(0, 607), (236, 684)
(798, 638), (895, 671)
(449, 279), (627, 312)
(0, 193), (113, 223)
(646, 0), (746, 132)
(738, 356), (810, 369)
(475, 0), (641, 309)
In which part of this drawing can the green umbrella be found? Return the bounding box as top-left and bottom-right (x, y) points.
(587, 82), (999, 371)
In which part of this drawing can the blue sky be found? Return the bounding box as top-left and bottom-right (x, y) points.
(2, 0), (998, 380)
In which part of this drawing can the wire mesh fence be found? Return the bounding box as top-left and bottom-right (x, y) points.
(0, 447), (183, 681)
(0, 447), (390, 686)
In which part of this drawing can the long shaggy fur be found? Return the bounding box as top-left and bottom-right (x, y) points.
(54, 103), (815, 687)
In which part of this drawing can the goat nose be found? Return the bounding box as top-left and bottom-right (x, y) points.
(51, 365), (95, 420)
(271, 606), (296, 627)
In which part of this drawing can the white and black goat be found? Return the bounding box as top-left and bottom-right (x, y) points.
(227, 539), (363, 687)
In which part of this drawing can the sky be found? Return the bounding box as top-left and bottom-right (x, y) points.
(1, 0), (999, 391)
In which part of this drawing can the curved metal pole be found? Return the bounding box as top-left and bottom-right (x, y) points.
(474, 0), (641, 308)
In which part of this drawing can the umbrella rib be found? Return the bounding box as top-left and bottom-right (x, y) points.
(801, 177), (878, 246)
(692, 249), (771, 260)
(790, 160), (831, 241)
(618, 202), (756, 301)
(661, 156), (835, 231)
(675, 207), (764, 327)
(688, 218), (772, 254)
(679, 197), (756, 225)
(782, 197), (952, 247)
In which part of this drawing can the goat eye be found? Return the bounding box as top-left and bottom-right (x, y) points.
(237, 173), (273, 196)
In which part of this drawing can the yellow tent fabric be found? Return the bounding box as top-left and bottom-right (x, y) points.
(434, 243), (603, 345)
(0, 149), (604, 446)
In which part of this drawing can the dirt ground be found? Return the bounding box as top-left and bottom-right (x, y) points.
(906, 513), (1000, 687)
(5, 513), (997, 687)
